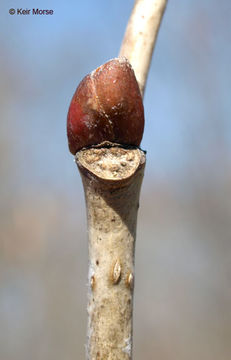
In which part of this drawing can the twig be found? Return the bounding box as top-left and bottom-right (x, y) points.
(119, 0), (168, 96)
(68, 1), (167, 359)
(76, 145), (145, 359)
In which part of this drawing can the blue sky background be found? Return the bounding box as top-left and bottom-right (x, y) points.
(1, 0), (230, 191)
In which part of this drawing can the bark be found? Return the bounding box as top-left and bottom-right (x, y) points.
(76, 144), (146, 360)
(74, 1), (167, 358)
(119, 0), (168, 96)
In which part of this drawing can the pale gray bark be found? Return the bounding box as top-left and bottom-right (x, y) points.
(76, 145), (145, 359)
(75, 1), (167, 358)
(119, 0), (168, 96)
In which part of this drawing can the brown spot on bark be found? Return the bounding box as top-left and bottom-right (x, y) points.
(126, 272), (134, 289)
(111, 259), (121, 284)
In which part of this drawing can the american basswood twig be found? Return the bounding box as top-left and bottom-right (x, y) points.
(120, 0), (168, 96)
(77, 145), (145, 359)
(67, 1), (167, 359)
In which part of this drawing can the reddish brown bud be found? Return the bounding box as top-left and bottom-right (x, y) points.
(67, 57), (144, 154)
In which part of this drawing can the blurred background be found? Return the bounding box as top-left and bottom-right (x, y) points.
(0, 0), (231, 359)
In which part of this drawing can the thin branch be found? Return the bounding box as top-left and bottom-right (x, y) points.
(71, 1), (167, 359)
(119, 0), (168, 96)
(76, 146), (145, 360)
